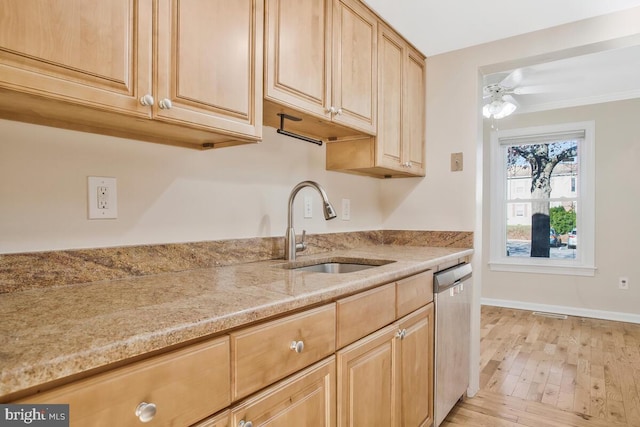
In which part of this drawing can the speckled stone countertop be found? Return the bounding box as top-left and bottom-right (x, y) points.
(0, 242), (472, 400)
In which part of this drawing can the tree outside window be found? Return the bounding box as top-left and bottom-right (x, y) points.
(506, 140), (578, 258)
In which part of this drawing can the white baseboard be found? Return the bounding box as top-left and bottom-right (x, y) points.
(481, 298), (640, 324)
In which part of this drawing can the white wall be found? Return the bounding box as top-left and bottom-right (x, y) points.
(0, 120), (382, 254)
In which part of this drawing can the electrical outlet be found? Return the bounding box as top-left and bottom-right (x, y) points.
(341, 198), (351, 221)
(97, 186), (110, 209)
(303, 195), (313, 218)
(619, 277), (629, 290)
(88, 176), (117, 219)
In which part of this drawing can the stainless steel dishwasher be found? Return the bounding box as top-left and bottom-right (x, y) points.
(433, 262), (473, 427)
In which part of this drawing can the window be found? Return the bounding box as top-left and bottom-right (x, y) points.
(489, 121), (595, 276)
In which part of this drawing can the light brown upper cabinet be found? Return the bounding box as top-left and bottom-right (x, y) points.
(0, 1), (151, 116)
(264, 0), (377, 140)
(0, 0), (263, 149)
(377, 24), (426, 176)
(326, 22), (426, 178)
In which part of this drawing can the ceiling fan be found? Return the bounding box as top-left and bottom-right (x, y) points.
(482, 68), (546, 119)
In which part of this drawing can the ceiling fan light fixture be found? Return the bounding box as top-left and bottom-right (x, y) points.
(483, 97), (516, 119)
(493, 100), (516, 119)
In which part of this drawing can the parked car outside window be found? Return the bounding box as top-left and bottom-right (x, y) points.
(567, 228), (577, 249)
(550, 228), (562, 247)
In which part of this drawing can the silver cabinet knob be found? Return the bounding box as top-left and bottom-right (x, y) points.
(139, 94), (155, 106)
(135, 402), (157, 423)
(395, 329), (407, 339)
(336, 107), (343, 115)
(290, 340), (304, 353)
(159, 98), (173, 110)
(239, 421), (253, 427)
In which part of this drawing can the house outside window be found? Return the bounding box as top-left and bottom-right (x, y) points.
(489, 121), (595, 276)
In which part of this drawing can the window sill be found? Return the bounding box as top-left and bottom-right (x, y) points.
(489, 261), (596, 276)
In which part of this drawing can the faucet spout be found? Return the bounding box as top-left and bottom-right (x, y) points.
(285, 181), (337, 261)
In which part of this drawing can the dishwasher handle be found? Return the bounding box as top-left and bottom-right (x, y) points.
(434, 263), (472, 293)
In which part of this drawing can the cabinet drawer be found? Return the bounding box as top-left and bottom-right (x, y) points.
(230, 304), (336, 400)
(396, 270), (433, 318)
(336, 283), (396, 348)
(192, 409), (230, 427)
(18, 336), (230, 427)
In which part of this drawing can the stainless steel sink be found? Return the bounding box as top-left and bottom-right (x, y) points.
(282, 258), (395, 274)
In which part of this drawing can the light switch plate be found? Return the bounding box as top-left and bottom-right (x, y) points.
(451, 152), (463, 172)
(341, 198), (351, 220)
(88, 176), (118, 219)
(303, 195), (313, 218)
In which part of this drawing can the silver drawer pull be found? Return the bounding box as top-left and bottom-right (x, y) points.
(239, 420), (253, 427)
(290, 340), (304, 353)
(135, 402), (157, 422)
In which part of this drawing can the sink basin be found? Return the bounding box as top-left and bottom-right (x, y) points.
(281, 258), (395, 274)
(292, 262), (377, 274)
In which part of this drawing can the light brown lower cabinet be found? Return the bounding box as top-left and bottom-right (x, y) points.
(336, 304), (434, 427)
(230, 304), (336, 400)
(398, 304), (434, 427)
(229, 357), (336, 427)
(17, 336), (231, 427)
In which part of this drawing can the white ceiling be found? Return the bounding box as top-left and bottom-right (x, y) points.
(363, 0), (640, 56)
(364, 0), (640, 114)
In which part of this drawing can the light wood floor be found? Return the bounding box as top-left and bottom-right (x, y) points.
(441, 305), (640, 426)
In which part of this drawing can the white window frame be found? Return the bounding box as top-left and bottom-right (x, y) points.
(489, 121), (596, 276)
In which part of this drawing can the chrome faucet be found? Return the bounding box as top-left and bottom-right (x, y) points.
(285, 181), (337, 261)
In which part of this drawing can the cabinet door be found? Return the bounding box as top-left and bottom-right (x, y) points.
(0, 0), (151, 116)
(377, 24), (426, 176)
(336, 324), (399, 427)
(398, 304), (434, 427)
(155, 0), (262, 139)
(376, 24), (405, 171)
(405, 46), (426, 176)
(231, 357), (336, 427)
(332, 0), (377, 134)
(264, 0), (331, 119)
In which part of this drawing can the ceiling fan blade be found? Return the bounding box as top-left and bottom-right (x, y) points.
(502, 94), (520, 107)
(513, 84), (561, 95)
(483, 71), (510, 87)
(500, 68), (524, 89)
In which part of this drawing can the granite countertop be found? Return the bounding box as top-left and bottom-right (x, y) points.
(0, 245), (472, 399)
